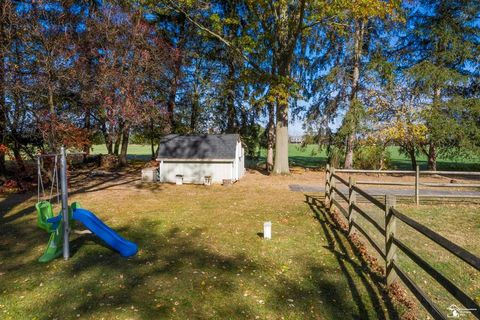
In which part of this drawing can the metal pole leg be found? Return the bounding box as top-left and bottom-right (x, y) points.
(60, 146), (70, 260)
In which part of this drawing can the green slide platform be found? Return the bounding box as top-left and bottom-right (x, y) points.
(36, 201), (80, 263)
(38, 228), (63, 263)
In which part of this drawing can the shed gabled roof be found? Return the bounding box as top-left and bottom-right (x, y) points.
(157, 134), (240, 160)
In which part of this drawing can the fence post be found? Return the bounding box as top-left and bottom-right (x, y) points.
(325, 164), (330, 206)
(415, 165), (420, 206)
(385, 194), (397, 287)
(348, 176), (356, 236)
(329, 167), (336, 209)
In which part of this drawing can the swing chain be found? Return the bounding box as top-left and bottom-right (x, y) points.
(37, 154), (60, 204)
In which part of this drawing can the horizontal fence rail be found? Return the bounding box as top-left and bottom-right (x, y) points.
(393, 238), (480, 312)
(332, 186), (349, 202)
(391, 208), (480, 270)
(332, 173), (349, 187)
(324, 164), (480, 319)
(332, 198), (348, 218)
(334, 166), (480, 205)
(352, 185), (386, 210)
(352, 203), (385, 234)
(335, 169), (416, 174)
(421, 171), (480, 176)
(336, 168), (480, 176)
(392, 263), (447, 320)
(357, 181), (480, 187)
(357, 181), (415, 186)
(351, 221), (386, 260)
(420, 182), (480, 188)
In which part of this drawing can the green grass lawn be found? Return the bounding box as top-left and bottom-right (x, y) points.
(395, 204), (480, 315)
(91, 143), (480, 171)
(91, 144), (156, 161)
(0, 171), (407, 319)
(331, 198), (480, 318)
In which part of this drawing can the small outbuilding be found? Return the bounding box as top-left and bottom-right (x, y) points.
(156, 134), (245, 185)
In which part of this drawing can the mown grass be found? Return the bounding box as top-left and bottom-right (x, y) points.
(333, 198), (480, 318)
(0, 172), (404, 319)
(91, 143), (480, 171)
(395, 204), (480, 314)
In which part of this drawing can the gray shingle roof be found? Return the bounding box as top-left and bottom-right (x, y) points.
(157, 134), (240, 160)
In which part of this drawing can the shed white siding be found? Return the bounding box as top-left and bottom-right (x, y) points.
(157, 137), (245, 184)
(238, 147), (245, 179)
(160, 161), (234, 184)
(235, 141), (244, 180)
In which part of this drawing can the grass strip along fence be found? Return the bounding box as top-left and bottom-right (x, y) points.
(325, 165), (480, 320)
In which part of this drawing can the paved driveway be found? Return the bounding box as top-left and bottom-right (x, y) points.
(289, 184), (480, 197)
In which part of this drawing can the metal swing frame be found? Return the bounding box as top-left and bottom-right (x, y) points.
(37, 146), (83, 260)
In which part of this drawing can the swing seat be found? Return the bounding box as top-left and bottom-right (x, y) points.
(36, 201), (57, 233)
(36, 201), (81, 234)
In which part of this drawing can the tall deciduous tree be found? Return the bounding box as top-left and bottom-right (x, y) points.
(0, 1), (12, 177)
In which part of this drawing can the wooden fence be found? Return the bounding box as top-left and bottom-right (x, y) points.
(325, 164), (480, 320)
(334, 166), (480, 205)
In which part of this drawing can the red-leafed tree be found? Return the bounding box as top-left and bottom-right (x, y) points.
(88, 4), (177, 165)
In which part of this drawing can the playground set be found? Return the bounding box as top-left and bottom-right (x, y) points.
(36, 147), (138, 262)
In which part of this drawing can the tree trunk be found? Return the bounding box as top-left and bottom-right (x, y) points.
(407, 146), (417, 170)
(83, 108), (91, 162)
(0, 29), (5, 177)
(80, 34), (96, 162)
(166, 90), (176, 133)
(427, 87), (440, 171)
(102, 123), (113, 154)
(266, 101), (275, 172)
(113, 137), (121, 155)
(272, 100), (289, 174)
(343, 19), (365, 169)
(166, 49), (183, 134)
(106, 137), (113, 155)
(105, 133), (113, 155)
(113, 122), (123, 156)
(47, 83), (56, 152)
(427, 142), (436, 171)
(150, 120), (155, 160)
(151, 139), (155, 160)
(165, 14), (185, 134)
(12, 140), (25, 172)
(226, 62), (236, 133)
(190, 91), (199, 132)
(270, 0), (306, 174)
(344, 133), (355, 169)
(119, 125), (130, 166)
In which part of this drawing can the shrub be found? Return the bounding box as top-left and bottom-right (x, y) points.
(354, 144), (391, 170)
(327, 145), (344, 168)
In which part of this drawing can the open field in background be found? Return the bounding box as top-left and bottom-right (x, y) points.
(90, 144), (480, 171)
(254, 145), (480, 171)
(0, 171), (408, 319)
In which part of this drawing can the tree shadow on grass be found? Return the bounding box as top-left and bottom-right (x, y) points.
(0, 172), (145, 226)
(289, 156), (327, 168)
(1, 193), (402, 319)
(301, 194), (400, 320)
(0, 218), (259, 319)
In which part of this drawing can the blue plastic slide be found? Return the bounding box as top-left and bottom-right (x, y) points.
(72, 208), (138, 257)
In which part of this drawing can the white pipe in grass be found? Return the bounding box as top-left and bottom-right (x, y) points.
(263, 221), (272, 239)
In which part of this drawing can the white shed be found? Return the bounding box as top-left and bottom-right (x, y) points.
(156, 134), (245, 184)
